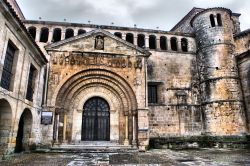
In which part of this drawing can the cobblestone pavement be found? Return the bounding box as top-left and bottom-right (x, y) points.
(0, 149), (250, 166)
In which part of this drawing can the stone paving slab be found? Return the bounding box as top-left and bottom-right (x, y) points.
(0, 149), (250, 166)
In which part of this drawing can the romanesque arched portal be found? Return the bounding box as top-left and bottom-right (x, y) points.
(52, 69), (137, 145)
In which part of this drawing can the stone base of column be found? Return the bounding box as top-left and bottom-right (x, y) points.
(124, 139), (129, 146)
(132, 140), (137, 148)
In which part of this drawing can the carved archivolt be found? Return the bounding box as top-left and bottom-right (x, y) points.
(52, 69), (137, 115)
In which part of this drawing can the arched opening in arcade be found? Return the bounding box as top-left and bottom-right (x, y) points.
(15, 108), (33, 153)
(0, 99), (12, 155)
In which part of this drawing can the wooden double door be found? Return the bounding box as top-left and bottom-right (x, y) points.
(82, 97), (110, 141)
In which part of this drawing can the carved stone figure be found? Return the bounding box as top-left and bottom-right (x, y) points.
(95, 35), (104, 50)
(59, 54), (64, 65)
(135, 57), (142, 69)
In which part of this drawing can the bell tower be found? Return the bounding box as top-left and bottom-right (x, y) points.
(191, 8), (247, 135)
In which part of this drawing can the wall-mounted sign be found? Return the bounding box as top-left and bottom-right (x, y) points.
(41, 111), (53, 125)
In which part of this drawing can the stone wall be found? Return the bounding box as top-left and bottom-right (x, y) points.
(234, 25), (250, 133)
(0, 0), (46, 156)
(148, 49), (202, 137)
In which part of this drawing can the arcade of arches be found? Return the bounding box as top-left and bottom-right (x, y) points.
(0, 99), (34, 155)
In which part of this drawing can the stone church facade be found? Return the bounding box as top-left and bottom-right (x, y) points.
(0, 0), (250, 156)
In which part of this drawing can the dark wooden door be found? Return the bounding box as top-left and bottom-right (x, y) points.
(82, 97), (110, 141)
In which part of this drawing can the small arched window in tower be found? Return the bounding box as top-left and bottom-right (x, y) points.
(65, 28), (74, 39)
(181, 38), (188, 52)
(78, 29), (86, 35)
(126, 33), (134, 44)
(39, 27), (49, 43)
(114, 32), (122, 38)
(217, 14), (222, 26)
(210, 14), (215, 27)
(160, 36), (167, 50)
(137, 34), (145, 48)
(149, 35), (156, 49)
(28, 26), (36, 40)
(170, 37), (178, 51)
(52, 28), (62, 42)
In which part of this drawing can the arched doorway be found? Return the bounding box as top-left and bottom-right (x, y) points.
(15, 109), (32, 153)
(82, 97), (110, 141)
(0, 99), (12, 155)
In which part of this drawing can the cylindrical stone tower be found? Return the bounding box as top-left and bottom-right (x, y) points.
(191, 8), (246, 135)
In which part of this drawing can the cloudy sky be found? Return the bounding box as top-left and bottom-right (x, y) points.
(16, 0), (249, 31)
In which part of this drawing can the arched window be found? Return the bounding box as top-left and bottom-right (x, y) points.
(65, 28), (74, 39)
(210, 14), (215, 27)
(52, 28), (61, 42)
(149, 35), (156, 49)
(39, 27), (49, 43)
(28, 26), (36, 39)
(78, 29), (86, 35)
(181, 38), (188, 52)
(114, 32), (122, 38)
(160, 36), (167, 50)
(126, 33), (134, 44)
(137, 34), (145, 48)
(217, 14), (222, 26)
(170, 37), (178, 51)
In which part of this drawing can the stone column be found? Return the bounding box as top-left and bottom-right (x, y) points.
(61, 30), (66, 40)
(145, 36), (149, 49)
(177, 38), (182, 52)
(122, 34), (126, 41)
(124, 113), (129, 145)
(167, 37), (171, 51)
(55, 114), (59, 143)
(63, 113), (67, 143)
(214, 14), (218, 26)
(132, 111), (137, 147)
(35, 28), (41, 42)
(156, 37), (161, 50)
(74, 28), (78, 36)
(48, 29), (53, 44)
(134, 36), (138, 46)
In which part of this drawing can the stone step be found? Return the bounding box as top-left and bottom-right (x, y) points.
(35, 142), (138, 153)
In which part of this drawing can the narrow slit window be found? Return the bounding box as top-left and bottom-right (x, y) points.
(78, 29), (86, 35)
(65, 28), (74, 39)
(160, 36), (167, 50)
(40, 27), (49, 43)
(114, 32), (122, 38)
(217, 14), (222, 26)
(28, 27), (36, 39)
(181, 38), (188, 52)
(126, 33), (134, 44)
(52, 28), (62, 42)
(210, 14), (215, 27)
(170, 37), (178, 51)
(149, 35), (156, 49)
(137, 34), (145, 48)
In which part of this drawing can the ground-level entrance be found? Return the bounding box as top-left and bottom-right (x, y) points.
(81, 97), (110, 141)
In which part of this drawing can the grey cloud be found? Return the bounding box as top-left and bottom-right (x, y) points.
(16, 0), (250, 31)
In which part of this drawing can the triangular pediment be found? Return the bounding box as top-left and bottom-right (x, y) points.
(45, 29), (150, 57)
